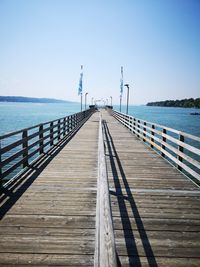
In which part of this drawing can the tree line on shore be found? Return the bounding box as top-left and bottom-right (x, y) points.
(147, 98), (200, 108)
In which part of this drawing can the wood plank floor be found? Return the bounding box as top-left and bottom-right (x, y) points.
(101, 109), (200, 267)
(0, 112), (99, 266)
(0, 109), (200, 267)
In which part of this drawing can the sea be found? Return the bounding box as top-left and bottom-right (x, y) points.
(0, 102), (200, 136)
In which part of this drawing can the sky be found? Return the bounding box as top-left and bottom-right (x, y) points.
(0, 0), (199, 105)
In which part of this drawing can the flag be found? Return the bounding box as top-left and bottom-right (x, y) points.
(78, 65), (83, 96)
(120, 66), (123, 97)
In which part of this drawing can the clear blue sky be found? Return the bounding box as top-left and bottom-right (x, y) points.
(0, 0), (199, 104)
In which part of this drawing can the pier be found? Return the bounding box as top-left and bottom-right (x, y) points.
(0, 108), (200, 266)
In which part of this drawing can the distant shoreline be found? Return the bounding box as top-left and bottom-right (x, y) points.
(0, 96), (72, 104)
(147, 98), (200, 109)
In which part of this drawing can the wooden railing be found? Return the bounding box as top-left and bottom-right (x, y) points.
(0, 108), (95, 185)
(95, 115), (117, 267)
(111, 110), (200, 183)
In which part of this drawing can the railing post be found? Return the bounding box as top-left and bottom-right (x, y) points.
(63, 117), (66, 136)
(22, 130), (28, 168)
(58, 119), (61, 140)
(177, 134), (184, 171)
(137, 120), (140, 138)
(0, 140), (2, 187)
(50, 122), (54, 146)
(151, 124), (155, 148)
(130, 117), (134, 133)
(133, 118), (136, 132)
(67, 116), (69, 133)
(161, 128), (166, 157)
(69, 116), (72, 131)
(143, 122), (146, 142)
(39, 125), (44, 154)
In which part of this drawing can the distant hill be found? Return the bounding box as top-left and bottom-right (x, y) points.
(147, 98), (200, 109)
(0, 96), (71, 103)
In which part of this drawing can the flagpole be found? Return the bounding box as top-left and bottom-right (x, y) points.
(78, 65), (83, 112)
(81, 94), (82, 111)
(120, 66), (123, 112)
(120, 95), (122, 112)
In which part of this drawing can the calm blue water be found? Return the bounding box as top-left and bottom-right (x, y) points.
(0, 102), (199, 136)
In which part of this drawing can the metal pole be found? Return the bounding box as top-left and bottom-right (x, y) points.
(110, 96), (112, 106)
(81, 94), (82, 112)
(91, 97), (94, 105)
(120, 95), (122, 112)
(124, 84), (129, 115)
(85, 92), (88, 110)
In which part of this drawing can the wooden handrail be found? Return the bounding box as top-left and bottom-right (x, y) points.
(111, 109), (200, 183)
(112, 110), (200, 142)
(0, 108), (95, 184)
(95, 114), (117, 267)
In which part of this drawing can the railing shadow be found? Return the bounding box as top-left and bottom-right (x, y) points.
(103, 120), (158, 267)
(0, 115), (93, 219)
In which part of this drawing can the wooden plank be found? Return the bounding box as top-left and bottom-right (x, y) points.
(94, 115), (117, 267)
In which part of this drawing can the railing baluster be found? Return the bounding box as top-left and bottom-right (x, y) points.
(22, 130), (28, 168)
(137, 120), (140, 138)
(161, 128), (167, 157)
(63, 117), (66, 136)
(39, 125), (44, 154)
(133, 118), (136, 132)
(143, 122), (146, 142)
(177, 134), (184, 171)
(58, 119), (61, 140)
(151, 124), (155, 148)
(50, 122), (54, 146)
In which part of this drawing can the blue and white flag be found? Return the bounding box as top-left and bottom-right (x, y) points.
(120, 66), (123, 97)
(78, 65), (83, 96)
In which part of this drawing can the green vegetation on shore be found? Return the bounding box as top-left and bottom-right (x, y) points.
(147, 98), (200, 108)
(0, 96), (69, 103)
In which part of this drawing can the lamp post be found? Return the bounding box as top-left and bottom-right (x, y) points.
(85, 92), (88, 110)
(110, 96), (112, 107)
(124, 84), (129, 115)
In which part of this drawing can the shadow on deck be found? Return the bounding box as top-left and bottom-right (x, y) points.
(103, 120), (158, 267)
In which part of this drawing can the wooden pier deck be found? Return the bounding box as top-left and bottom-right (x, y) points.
(0, 109), (200, 266)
